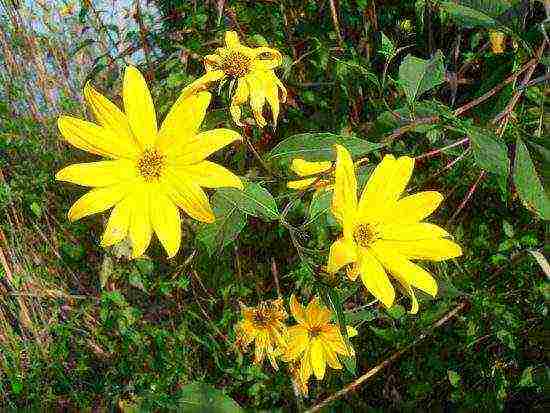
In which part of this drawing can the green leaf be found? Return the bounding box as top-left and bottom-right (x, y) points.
(308, 189), (332, 223)
(437, 0), (513, 29)
(196, 193), (247, 256)
(467, 126), (509, 176)
(398, 50), (445, 104)
(518, 367), (535, 387)
(448, 370), (461, 387)
(217, 182), (279, 221)
(379, 32), (396, 58)
(267, 133), (383, 169)
(176, 382), (243, 412)
(513, 139), (550, 220)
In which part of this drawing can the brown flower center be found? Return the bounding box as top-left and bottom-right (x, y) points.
(137, 149), (165, 181)
(222, 52), (252, 77)
(308, 325), (323, 338)
(353, 223), (378, 247)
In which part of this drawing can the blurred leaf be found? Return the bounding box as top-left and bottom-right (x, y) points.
(379, 32), (396, 59)
(267, 133), (383, 169)
(528, 250), (550, 279)
(218, 182), (279, 221)
(513, 139), (550, 220)
(398, 50), (445, 104)
(448, 370), (461, 387)
(467, 126), (509, 176)
(176, 382), (242, 412)
(518, 367), (535, 387)
(308, 189), (332, 223)
(197, 193), (247, 256)
(437, 0), (514, 29)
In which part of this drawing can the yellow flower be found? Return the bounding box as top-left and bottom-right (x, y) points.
(283, 295), (357, 387)
(56, 66), (243, 259)
(184, 31), (286, 128)
(287, 158), (333, 191)
(489, 30), (506, 54)
(235, 298), (288, 369)
(327, 145), (462, 313)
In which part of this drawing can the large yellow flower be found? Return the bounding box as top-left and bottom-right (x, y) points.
(283, 295), (357, 392)
(56, 66), (243, 259)
(235, 298), (288, 369)
(327, 145), (462, 313)
(184, 31), (286, 128)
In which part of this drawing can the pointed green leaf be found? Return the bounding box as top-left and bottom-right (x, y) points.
(217, 182), (279, 221)
(398, 50), (445, 104)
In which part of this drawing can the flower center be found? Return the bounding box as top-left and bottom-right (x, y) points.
(353, 223), (378, 247)
(222, 52), (251, 77)
(308, 325), (323, 338)
(253, 304), (273, 327)
(137, 149), (165, 181)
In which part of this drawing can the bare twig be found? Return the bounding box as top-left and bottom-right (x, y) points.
(305, 301), (469, 413)
(415, 138), (469, 161)
(448, 170), (486, 224)
(328, 0), (345, 49)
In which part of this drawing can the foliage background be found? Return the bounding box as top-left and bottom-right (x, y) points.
(0, 0), (548, 410)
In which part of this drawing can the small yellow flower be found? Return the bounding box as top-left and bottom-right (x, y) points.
(283, 295), (357, 387)
(287, 158), (333, 191)
(489, 30), (506, 54)
(235, 298), (288, 369)
(184, 31), (287, 127)
(327, 145), (462, 313)
(56, 65), (243, 259)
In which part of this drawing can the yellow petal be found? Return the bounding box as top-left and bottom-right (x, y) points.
(358, 248), (395, 309)
(225, 31), (241, 49)
(378, 222), (450, 240)
(376, 239), (462, 261)
(252, 47), (283, 71)
(128, 184), (152, 258)
(58, 116), (139, 159)
(161, 171), (215, 223)
(323, 346), (343, 370)
(254, 333), (267, 364)
(287, 178), (318, 190)
(358, 155), (414, 222)
(67, 182), (132, 222)
(263, 72), (280, 124)
(291, 159), (332, 177)
(245, 73), (267, 127)
(327, 237), (357, 273)
(393, 191), (443, 223)
(151, 193), (181, 258)
(332, 145), (358, 239)
(285, 325), (309, 360)
(371, 244), (438, 297)
(180, 70), (225, 99)
(157, 91), (211, 155)
(310, 339), (326, 380)
(229, 79), (250, 126)
(174, 129), (242, 165)
(56, 160), (137, 187)
(399, 280), (419, 314)
(289, 295), (306, 324)
(83, 83), (136, 146)
(101, 195), (132, 247)
(123, 65), (157, 149)
(299, 348), (312, 384)
(305, 300), (332, 326)
(176, 161), (243, 189)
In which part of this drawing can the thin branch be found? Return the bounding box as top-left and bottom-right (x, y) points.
(305, 301), (469, 413)
(328, 0), (345, 49)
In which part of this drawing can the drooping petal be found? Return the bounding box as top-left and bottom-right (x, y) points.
(161, 170), (215, 223)
(398, 280), (419, 314)
(100, 195), (133, 247)
(128, 183), (153, 258)
(376, 239), (462, 261)
(58, 116), (139, 159)
(123, 65), (157, 149)
(245, 73), (267, 127)
(229, 78), (249, 126)
(254, 333), (267, 364)
(285, 325), (309, 360)
(358, 248), (395, 309)
(176, 161), (243, 190)
(252, 47), (283, 70)
(323, 345), (343, 370)
(289, 295), (306, 324)
(332, 145), (358, 239)
(150, 193), (181, 258)
(67, 182), (133, 222)
(157, 91), (211, 155)
(358, 155), (414, 222)
(371, 244), (438, 297)
(299, 348), (312, 383)
(262, 72), (281, 124)
(310, 339), (326, 380)
(378, 222), (450, 241)
(287, 177), (318, 190)
(291, 159), (332, 177)
(173, 129), (242, 165)
(56, 159), (137, 187)
(327, 237), (357, 274)
(180, 70), (225, 99)
(204, 54), (222, 72)
(83, 83), (137, 147)
(392, 191), (443, 223)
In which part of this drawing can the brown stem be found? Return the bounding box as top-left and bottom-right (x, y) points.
(329, 0), (345, 49)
